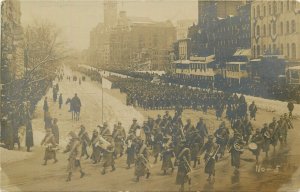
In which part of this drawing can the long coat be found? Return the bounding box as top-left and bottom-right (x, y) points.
(65, 139), (82, 173)
(25, 121), (34, 147)
(175, 148), (191, 185)
(52, 124), (59, 144)
(41, 133), (57, 160)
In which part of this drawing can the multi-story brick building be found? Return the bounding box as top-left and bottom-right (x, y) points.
(251, 0), (300, 64)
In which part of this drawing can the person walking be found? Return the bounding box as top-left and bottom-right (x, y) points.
(59, 94), (63, 109)
(25, 120), (34, 152)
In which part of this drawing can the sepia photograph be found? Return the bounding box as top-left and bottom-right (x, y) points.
(1, 0), (300, 191)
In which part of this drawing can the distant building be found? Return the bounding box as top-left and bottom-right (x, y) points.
(251, 0), (300, 64)
(176, 19), (196, 40)
(214, 3), (251, 63)
(109, 13), (176, 71)
(178, 38), (191, 60)
(88, 2), (176, 71)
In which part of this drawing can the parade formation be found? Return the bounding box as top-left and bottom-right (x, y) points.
(35, 68), (295, 192)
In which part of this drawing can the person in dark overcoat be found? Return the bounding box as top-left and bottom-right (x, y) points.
(25, 120), (34, 152)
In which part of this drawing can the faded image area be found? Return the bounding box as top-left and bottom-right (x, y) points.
(1, 0), (300, 191)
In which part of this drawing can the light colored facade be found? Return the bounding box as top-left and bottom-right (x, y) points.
(176, 19), (196, 40)
(178, 39), (190, 60)
(251, 0), (300, 63)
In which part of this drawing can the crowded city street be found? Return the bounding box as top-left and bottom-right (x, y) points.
(1, 66), (300, 191)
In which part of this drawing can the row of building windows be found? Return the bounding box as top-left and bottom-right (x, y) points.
(217, 24), (250, 34)
(253, 43), (297, 59)
(253, 1), (297, 18)
(254, 20), (296, 36)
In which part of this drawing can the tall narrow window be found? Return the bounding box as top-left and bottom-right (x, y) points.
(269, 4), (272, 15)
(287, 21), (290, 34)
(292, 43), (296, 59)
(273, 22), (277, 34)
(281, 44), (284, 55)
(291, 20), (296, 33)
(263, 24), (266, 36)
(287, 0), (289, 11)
(287, 43), (290, 58)
(253, 7), (256, 18)
(257, 45), (261, 56)
(269, 23), (271, 35)
(280, 22), (283, 34)
(257, 25), (260, 36)
(273, 1), (277, 14)
(264, 6), (266, 16)
(253, 45), (256, 58)
(257, 5), (260, 17)
(281, 2), (283, 13)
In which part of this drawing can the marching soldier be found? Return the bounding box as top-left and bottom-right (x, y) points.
(214, 122), (229, 158)
(228, 132), (245, 174)
(78, 125), (90, 159)
(200, 135), (219, 182)
(175, 141), (191, 192)
(250, 128), (264, 172)
(249, 101), (257, 121)
(41, 129), (58, 165)
(90, 129), (102, 164)
(242, 116), (253, 144)
(112, 122), (126, 158)
(161, 143), (175, 175)
(261, 123), (271, 158)
(135, 138), (150, 182)
(125, 134), (137, 169)
(129, 118), (140, 135)
(99, 122), (111, 140)
(189, 130), (203, 168)
(63, 131), (85, 182)
(153, 130), (164, 163)
(101, 145), (116, 175)
(196, 117), (208, 141)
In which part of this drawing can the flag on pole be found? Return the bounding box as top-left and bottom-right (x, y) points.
(102, 77), (112, 89)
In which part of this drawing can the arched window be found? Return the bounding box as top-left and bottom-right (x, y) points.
(287, 0), (289, 11)
(257, 25), (260, 36)
(264, 6), (266, 16)
(287, 21), (290, 33)
(292, 43), (296, 59)
(287, 43), (290, 58)
(291, 20), (296, 33)
(273, 22), (276, 34)
(269, 4), (272, 15)
(281, 44), (284, 55)
(257, 45), (261, 56)
(263, 44), (266, 53)
(257, 5), (260, 17)
(253, 45), (256, 58)
(263, 24), (266, 36)
(280, 22), (283, 34)
(281, 2), (283, 13)
(253, 7), (256, 18)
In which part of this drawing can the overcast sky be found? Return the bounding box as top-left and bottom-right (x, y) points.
(20, 0), (198, 51)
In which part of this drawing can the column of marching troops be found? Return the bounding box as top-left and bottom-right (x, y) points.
(41, 104), (294, 191)
(39, 68), (294, 191)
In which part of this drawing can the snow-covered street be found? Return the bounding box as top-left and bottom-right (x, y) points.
(1, 66), (300, 192)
